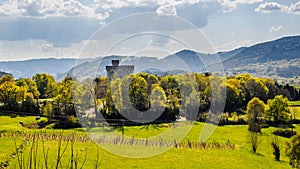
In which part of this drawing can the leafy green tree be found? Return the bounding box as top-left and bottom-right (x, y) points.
(247, 97), (265, 124)
(108, 78), (123, 116)
(129, 75), (149, 111)
(286, 134), (300, 168)
(235, 74), (269, 105)
(265, 95), (291, 124)
(225, 79), (245, 114)
(94, 77), (107, 99)
(176, 74), (199, 121)
(55, 77), (74, 116)
(195, 73), (210, 116)
(160, 75), (181, 121)
(16, 78), (40, 99)
(42, 101), (54, 122)
(33, 74), (58, 99)
(0, 75), (20, 110)
(149, 84), (167, 120)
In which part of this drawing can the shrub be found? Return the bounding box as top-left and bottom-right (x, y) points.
(54, 116), (81, 129)
(273, 129), (296, 138)
(271, 136), (280, 161)
(286, 134), (300, 168)
(248, 123), (261, 133)
(248, 132), (260, 153)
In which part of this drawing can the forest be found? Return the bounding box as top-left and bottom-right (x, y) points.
(0, 72), (299, 128)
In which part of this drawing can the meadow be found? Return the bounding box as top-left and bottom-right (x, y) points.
(0, 110), (299, 169)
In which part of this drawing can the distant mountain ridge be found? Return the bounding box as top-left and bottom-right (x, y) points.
(224, 36), (300, 68)
(65, 35), (300, 80)
(0, 58), (89, 79)
(0, 35), (300, 81)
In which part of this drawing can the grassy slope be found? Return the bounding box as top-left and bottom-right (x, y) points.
(1, 113), (300, 168)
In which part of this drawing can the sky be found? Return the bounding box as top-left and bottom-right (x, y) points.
(0, 0), (300, 61)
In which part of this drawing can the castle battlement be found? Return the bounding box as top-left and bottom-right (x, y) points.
(106, 60), (134, 83)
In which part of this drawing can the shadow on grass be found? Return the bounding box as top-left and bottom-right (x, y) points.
(0, 111), (28, 118)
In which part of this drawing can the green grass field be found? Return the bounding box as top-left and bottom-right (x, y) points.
(1, 113), (300, 169)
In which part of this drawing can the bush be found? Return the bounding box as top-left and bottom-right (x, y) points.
(54, 116), (81, 129)
(248, 132), (260, 153)
(273, 129), (296, 138)
(271, 136), (280, 161)
(286, 134), (300, 168)
(248, 123), (261, 133)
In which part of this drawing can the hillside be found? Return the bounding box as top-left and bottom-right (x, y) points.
(224, 36), (300, 68)
(0, 58), (89, 79)
(0, 35), (299, 80)
(64, 36), (300, 80)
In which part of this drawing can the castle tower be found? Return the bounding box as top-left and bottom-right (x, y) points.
(106, 60), (134, 84)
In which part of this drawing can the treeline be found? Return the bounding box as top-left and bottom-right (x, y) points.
(0, 73), (299, 127)
(0, 74), (78, 127)
(94, 73), (300, 124)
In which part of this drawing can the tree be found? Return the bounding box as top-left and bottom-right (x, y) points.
(248, 132), (260, 153)
(247, 97), (265, 124)
(176, 74), (199, 121)
(225, 79), (245, 114)
(286, 134), (300, 168)
(265, 95), (291, 125)
(247, 97), (265, 132)
(33, 74), (58, 99)
(16, 78), (40, 99)
(235, 74), (269, 106)
(0, 75), (21, 110)
(42, 101), (54, 122)
(160, 75), (181, 121)
(271, 136), (281, 161)
(55, 77), (75, 117)
(129, 75), (149, 112)
(94, 77), (107, 99)
(149, 84), (167, 121)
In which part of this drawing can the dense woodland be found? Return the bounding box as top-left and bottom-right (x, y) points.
(0, 73), (299, 128)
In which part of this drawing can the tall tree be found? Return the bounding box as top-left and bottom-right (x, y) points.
(247, 97), (265, 132)
(33, 74), (58, 99)
(55, 77), (75, 116)
(129, 75), (149, 111)
(16, 78), (40, 99)
(0, 75), (20, 110)
(160, 75), (181, 121)
(286, 134), (300, 168)
(247, 97), (265, 124)
(265, 95), (291, 124)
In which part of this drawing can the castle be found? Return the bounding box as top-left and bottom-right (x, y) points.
(106, 60), (134, 84)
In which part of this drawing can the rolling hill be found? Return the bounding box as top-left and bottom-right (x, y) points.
(0, 35), (299, 81)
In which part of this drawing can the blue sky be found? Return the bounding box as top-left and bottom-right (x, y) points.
(0, 0), (299, 61)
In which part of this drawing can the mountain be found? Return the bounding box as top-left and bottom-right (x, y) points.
(224, 36), (300, 68)
(0, 58), (89, 79)
(223, 36), (300, 79)
(1, 35), (299, 81)
(63, 35), (300, 80)
(0, 71), (10, 77)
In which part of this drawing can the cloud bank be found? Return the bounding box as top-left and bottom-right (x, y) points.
(255, 1), (300, 15)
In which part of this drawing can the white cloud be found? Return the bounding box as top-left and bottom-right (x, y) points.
(289, 1), (300, 14)
(218, 0), (263, 13)
(156, 4), (177, 16)
(0, 0), (109, 21)
(270, 26), (283, 33)
(36, 41), (54, 52)
(255, 2), (288, 13)
(255, 1), (300, 15)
